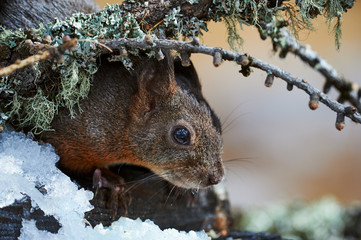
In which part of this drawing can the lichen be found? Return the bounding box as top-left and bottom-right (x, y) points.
(208, 0), (286, 51)
(295, 0), (355, 49)
(1, 4), (146, 133)
(0, 1), (355, 133)
(0, 27), (26, 48)
(6, 90), (56, 134)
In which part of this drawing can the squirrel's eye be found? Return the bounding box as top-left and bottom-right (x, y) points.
(172, 127), (191, 145)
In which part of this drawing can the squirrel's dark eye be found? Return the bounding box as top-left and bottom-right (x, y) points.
(172, 127), (191, 145)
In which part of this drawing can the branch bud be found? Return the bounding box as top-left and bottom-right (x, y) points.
(239, 66), (251, 77)
(213, 51), (222, 67)
(308, 93), (319, 110)
(264, 74), (274, 87)
(180, 51), (191, 67)
(119, 48), (128, 58)
(238, 55), (249, 66)
(156, 49), (164, 61)
(323, 80), (332, 94)
(335, 112), (345, 131)
(272, 42), (278, 52)
(279, 48), (288, 59)
(62, 35), (71, 43)
(24, 39), (33, 46)
(42, 35), (52, 44)
(191, 37), (200, 46)
(144, 35), (153, 45)
(287, 83), (293, 91)
(259, 29), (267, 40)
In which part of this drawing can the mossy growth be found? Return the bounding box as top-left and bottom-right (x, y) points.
(261, 0), (355, 51)
(1, 4), (146, 133)
(0, 1), (355, 133)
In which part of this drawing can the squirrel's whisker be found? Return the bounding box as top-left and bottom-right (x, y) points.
(221, 102), (246, 128)
(125, 173), (163, 192)
(222, 112), (250, 134)
(224, 157), (256, 164)
(147, 183), (171, 202)
(164, 185), (177, 205)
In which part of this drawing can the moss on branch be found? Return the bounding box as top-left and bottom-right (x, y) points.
(0, 0), (356, 133)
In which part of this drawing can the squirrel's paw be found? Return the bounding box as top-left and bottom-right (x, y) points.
(92, 168), (131, 219)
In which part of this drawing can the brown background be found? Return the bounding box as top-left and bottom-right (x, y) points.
(96, 0), (361, 209)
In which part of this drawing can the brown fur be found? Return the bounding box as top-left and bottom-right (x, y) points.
(0, 0), (224, 188)
(0, 0), (224, 189)
(0, 0), (99, 30)
(42, 52), (224, 189)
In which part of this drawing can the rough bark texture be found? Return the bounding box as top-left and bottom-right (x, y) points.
(83, 166), (231, 231)
(120, 0), (212, 24)
(0, 197), (61, 239)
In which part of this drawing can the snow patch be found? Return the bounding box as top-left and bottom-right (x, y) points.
(0, 130), (210, 240)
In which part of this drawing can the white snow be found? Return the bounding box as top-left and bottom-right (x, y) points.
(0, 129), (210, 240)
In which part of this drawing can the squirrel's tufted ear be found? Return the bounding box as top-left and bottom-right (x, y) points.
(135, 50), (178, 118)
(137, 50), (178, 100)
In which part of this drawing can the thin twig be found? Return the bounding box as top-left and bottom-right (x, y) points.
(0, 39), (77, 77)
(148, 19), (164, 32)
(99, 37), (361, 125)
(78, 39), (113, 53)
(273, 28), (361, 112)
(139, 10), (150, 25)
(0, 51), (50, 77)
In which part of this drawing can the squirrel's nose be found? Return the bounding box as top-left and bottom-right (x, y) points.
(208, 174), (221, 185)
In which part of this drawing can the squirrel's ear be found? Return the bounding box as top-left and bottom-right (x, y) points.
(137, 52), (178, 99)
(136, 51), (178, 117)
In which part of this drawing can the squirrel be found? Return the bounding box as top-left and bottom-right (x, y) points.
(1, 0), (225, 206)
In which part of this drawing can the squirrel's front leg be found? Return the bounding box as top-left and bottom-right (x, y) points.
(92, 168), (130, 218)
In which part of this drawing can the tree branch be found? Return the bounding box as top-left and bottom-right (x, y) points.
(0, 0), (357, 132)
(268, 27), (361, 113)
(0, 39), (77, 77)
(99, 37), (361, 128)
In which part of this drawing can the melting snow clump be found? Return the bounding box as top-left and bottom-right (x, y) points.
(0, 130), (210, 240)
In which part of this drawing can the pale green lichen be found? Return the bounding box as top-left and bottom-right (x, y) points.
(0, 1), (355, 133)
(325, 0), (344, 49)
(0, 27), (26, 48)
(1, 4), (146, 133)
(296, 0), (354, 49)
(224, 16), (244, 52)
(209, 0), (285, 51)
(6, 90), (56, 134)
(257, 0), (354, 53)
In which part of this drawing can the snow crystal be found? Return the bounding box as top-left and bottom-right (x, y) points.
(0, 130), (210, 240)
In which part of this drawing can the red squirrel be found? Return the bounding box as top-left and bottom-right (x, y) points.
(42, 52), (224, 190)
(1, 0), (225, 206)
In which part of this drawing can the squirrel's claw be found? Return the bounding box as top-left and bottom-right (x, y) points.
(92, 168), (103, 197)
(92, 168), (130, 218)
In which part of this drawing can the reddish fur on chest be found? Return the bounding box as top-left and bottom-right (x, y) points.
(44, 127), (140, 177)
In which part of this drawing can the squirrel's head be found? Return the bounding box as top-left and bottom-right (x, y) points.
(127, 51), (224, 189)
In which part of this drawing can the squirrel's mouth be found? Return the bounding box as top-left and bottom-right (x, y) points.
(158, 166), (224, 189)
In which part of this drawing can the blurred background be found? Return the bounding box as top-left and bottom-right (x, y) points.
(95, 0), (361, 234)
